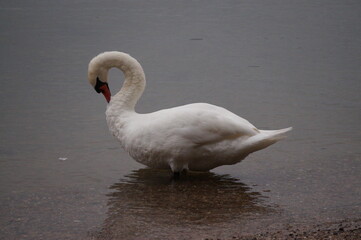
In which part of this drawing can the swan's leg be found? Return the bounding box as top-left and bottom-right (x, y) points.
(170, 160), (188, 179)
(169, 160), (180, 179)
(169, 159), (181, 173)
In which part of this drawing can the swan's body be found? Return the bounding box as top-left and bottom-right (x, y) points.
(88, 51), (292, 173)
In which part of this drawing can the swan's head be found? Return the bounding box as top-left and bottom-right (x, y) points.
(88, 56), (111, 103)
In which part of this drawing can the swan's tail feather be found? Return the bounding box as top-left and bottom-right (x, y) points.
(259, 127), (293, 141)
(243, 127), (292, 154)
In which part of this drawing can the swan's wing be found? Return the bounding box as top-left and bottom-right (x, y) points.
(149, 103), (259, 146)
(178, 105), (258, 145)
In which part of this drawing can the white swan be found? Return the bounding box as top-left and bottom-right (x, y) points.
(88, 51), (292, 175)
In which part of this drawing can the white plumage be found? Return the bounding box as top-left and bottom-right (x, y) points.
(88, 51), (292, 173)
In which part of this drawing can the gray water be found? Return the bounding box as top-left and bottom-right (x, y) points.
(1, 1), (360, 239)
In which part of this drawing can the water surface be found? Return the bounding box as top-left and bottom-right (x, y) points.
(0, 1), (360, 239)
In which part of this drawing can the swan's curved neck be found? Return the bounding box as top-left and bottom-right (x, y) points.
(93, 52), (146, 112)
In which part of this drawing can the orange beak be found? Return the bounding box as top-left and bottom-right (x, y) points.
(99, 84), (111, 103)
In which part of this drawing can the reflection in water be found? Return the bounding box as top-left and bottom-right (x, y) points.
(94, 169), (274, 240)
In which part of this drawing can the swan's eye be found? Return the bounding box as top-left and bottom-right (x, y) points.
(94, 77), (108, 93)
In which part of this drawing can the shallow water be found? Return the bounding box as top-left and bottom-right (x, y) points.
(94, 170), (273, 240)
(1, 1), (361, 239)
